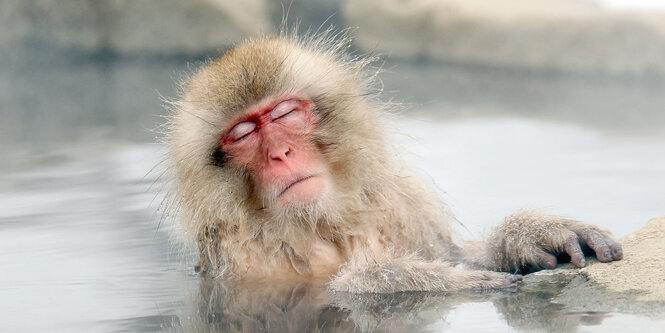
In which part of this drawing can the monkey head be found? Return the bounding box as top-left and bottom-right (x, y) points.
(167, 35), (387, 231)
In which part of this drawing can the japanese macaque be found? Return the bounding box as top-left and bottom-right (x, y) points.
(164, 32), (622, 294)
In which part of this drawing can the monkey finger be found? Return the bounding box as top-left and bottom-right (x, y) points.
(562, 232), (586, 268)
(603, 234), (623, 261)
(534, 248), (558, 269)
(577, 228), (613, 262)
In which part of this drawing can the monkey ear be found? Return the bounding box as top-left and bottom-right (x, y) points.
(283, 243), (312, 275)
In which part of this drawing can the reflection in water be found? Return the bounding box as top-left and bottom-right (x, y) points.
(187, 279), (462, 332)
(184, 279), (349, 332)
(181, 278), (487, 332)
(176, 275), (607, 333)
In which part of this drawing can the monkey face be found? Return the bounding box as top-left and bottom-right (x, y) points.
(220, 95), (328, 208)
(169, 37), (383, 230)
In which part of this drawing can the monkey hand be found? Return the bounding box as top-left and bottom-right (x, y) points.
(481, 210), (623, 272)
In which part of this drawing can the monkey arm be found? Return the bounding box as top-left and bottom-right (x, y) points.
(463, 209), (623, 272)
(328, 252), (521, 294)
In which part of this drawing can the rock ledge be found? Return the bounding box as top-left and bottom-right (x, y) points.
(581, 215), (665, 301)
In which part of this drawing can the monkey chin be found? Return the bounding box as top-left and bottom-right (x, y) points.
(277, 176), (325, 207)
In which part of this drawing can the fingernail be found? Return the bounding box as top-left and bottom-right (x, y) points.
(614, 248), (623, 255)
(580, 257), (586, 267)
(604, 250), (612, 259)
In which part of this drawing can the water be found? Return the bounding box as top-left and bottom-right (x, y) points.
(398, 118), (665, 238)
(1, 113), (664, 331)
(0, 145), (187, 332)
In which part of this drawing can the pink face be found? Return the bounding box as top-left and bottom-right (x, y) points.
(220, 96), (326, 206)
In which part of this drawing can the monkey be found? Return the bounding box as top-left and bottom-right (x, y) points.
(163, 31), (622, 294)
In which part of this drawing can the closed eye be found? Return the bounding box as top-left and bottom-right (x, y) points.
(228, 121), (256, 142)
(269, 99), (300, 120)
(275, 109), (295, 120)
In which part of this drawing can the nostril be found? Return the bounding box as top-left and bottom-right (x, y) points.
(268, 146), (292, 162)
(269, 152), (284, 161)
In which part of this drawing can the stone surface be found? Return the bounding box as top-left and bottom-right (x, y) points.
(522, 216), (665, 315)
(581, 215), (665, 301)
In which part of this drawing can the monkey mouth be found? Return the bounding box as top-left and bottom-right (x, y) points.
(278, 175), (317, 197)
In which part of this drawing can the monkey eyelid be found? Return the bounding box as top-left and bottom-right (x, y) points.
(269, 99), (300, 120)
(223, 99), (307, 144)
(228, 121), (256, 142)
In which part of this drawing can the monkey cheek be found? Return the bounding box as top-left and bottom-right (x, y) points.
(278, 176), (325, 206)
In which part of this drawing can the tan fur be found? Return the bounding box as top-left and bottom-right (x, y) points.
(163, 32), (618, 293)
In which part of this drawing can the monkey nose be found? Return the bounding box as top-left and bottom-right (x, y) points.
(268, 145), (293, 162)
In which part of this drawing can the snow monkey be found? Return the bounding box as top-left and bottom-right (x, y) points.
(165, 33), (622, 293)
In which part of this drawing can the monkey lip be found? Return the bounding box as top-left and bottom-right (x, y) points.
(279, 175), (316, 196)
(278, 175), (324, 204)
